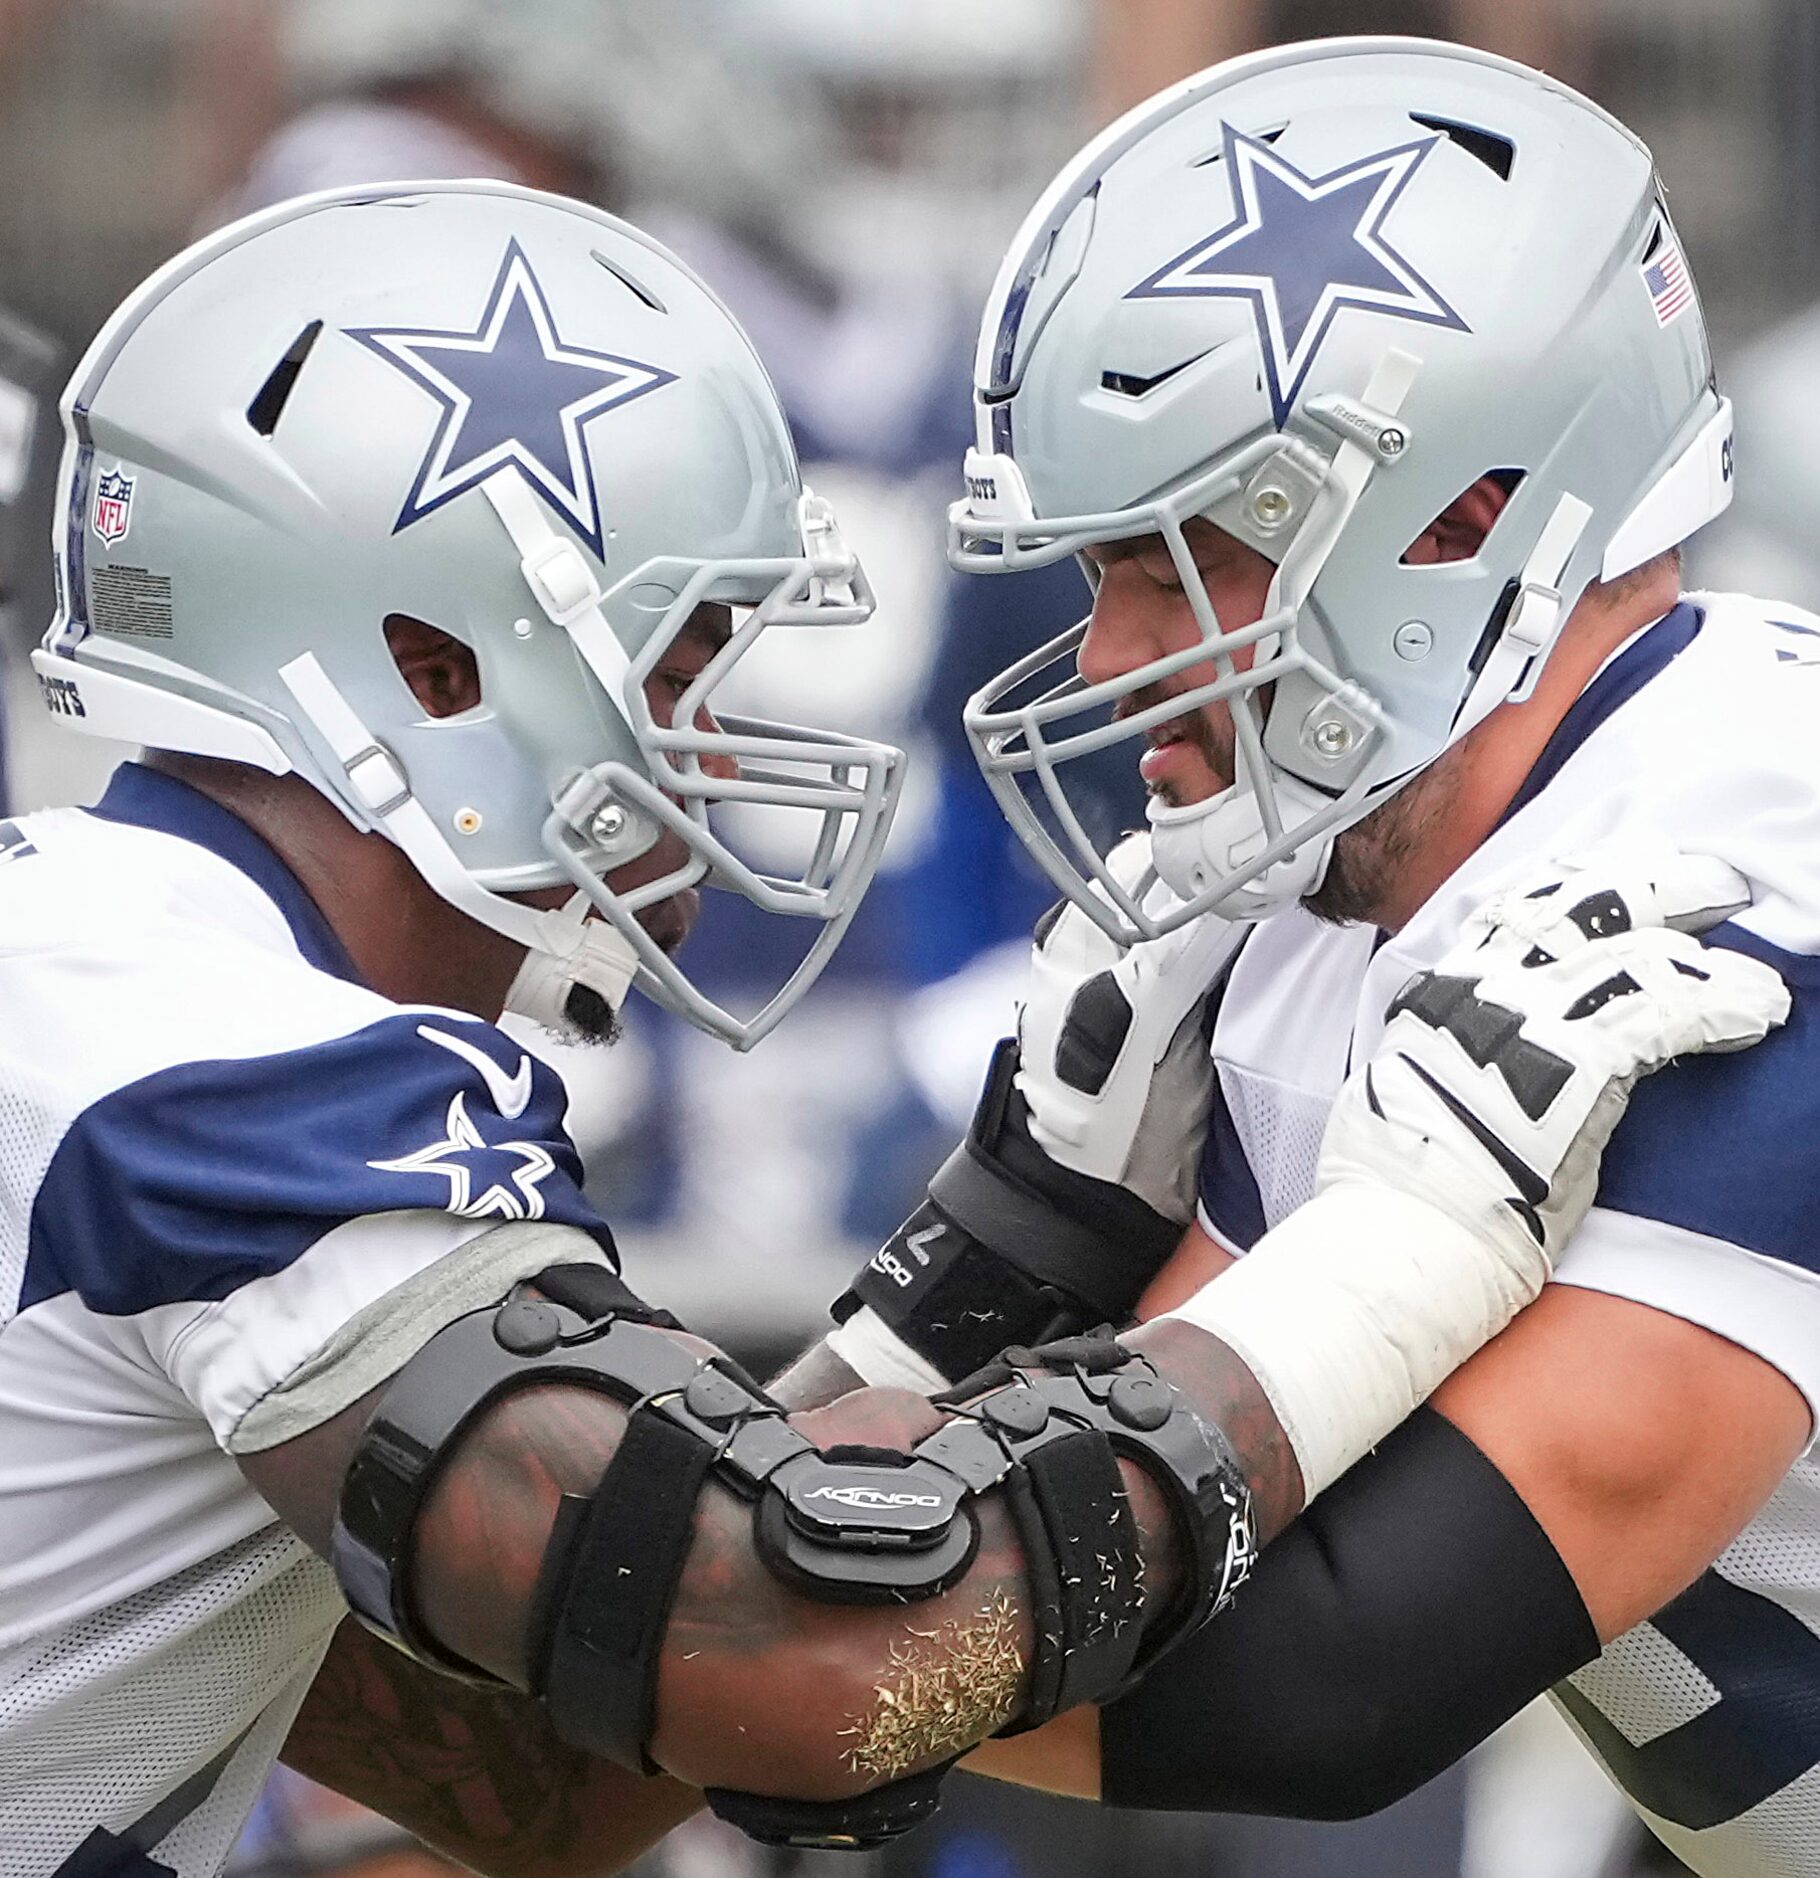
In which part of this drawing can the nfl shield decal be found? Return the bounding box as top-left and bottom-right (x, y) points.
(91, 467), (135, 546)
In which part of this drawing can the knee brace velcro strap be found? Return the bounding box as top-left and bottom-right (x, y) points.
(536, 1407), (718, 1771)
(704, 1761), (958, 1851)
(331, 1262), (689, 1678)
(1003, 1424), (1145, 1722)
(920, 1333), (1259, 1729)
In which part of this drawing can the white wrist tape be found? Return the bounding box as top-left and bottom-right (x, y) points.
(828, 1305), (953, 1395)
(1164, 1181), (1550, 1499)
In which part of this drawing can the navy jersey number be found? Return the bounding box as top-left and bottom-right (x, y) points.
(51, 1833), (177, 1876)
(51, 1729), (249, 1875)
(1558, 1569), (1820, 1831)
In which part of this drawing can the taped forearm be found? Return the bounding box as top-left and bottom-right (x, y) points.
(1164, 1182), (1548, 1499)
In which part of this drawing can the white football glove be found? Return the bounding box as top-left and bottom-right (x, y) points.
(833, 835), (1243, 1389)
(1322, 845), (1789, 1271)
(1016, 833), (1247, 1212)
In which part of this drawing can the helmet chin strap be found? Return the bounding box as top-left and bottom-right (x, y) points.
(278, 651), (639, 1032)
(1147, 770), (1334, 920)
(505, 893), (642, 1035)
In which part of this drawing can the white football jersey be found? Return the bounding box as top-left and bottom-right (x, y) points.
(1195, 594), (1820, 1878)
(0, 764), (616, 1876)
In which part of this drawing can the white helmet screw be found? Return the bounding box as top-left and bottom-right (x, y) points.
(1394, 621), (1434, 661)
(1377, 428), (1408, 460)
(453, 807), (483, 836)
(1310, 719), (1354, 758)
(1251, 486), (1293, 526)
(512, 617), (535, 641)
(592, 804), (629, 845)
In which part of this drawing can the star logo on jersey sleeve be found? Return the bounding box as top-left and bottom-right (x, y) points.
(369, 1088), (557, 1222)
(347, 239), (677, 558)
(1128, 125), (1469, 427)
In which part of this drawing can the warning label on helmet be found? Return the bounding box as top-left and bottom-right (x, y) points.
(91, 564), (174, 640)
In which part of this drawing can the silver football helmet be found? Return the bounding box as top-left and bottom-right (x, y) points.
(950, 38), (1734, 939)
(38, 181), (903, 1047)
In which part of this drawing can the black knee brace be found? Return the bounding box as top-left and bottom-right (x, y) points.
(330, 1271), (1253, 1850)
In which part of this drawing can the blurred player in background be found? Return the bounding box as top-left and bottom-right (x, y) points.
(0, 304), (56, 815)
(214, 0), (607, 219)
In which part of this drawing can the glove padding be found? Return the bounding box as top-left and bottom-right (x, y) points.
(1324, 846), (1791, 1272)
(835, 836), (1246, 1388)
(1015, 833), (1248, 1211)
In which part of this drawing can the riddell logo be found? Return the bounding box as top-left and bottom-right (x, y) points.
(804, 1484), (943, 1511)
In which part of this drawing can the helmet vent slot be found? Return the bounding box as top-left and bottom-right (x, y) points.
(1101, 352), (1208, 398)
(592, 250), (667, 314)
(247, 320), (324, 437)
(1409, 115), (1516, 181)
(385, 614), (484, 720)
(1191, 124), (1285, 167)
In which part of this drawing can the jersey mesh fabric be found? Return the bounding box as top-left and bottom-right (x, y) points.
(0, 1045), (71, 1318)
(1567, 1623), (1722, 1743)
(0, 778), (618, 1869)
(1215, 1061), (1329, 1234)
(1712, 1454), (1820, 1635)
(0, 1529), (342, 1873)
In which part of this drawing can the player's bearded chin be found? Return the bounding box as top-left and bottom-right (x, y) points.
(1113, 678), (1461, 929)
(1305, 742), (1466, 928)
(560, 887), (699, 1047)
(562, 980), (623, 1047)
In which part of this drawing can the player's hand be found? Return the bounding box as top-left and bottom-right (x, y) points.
(1321, 846), (1790, 1270)
(1014, 831), (1246, 1205)
(832, 834), (1247, 1389)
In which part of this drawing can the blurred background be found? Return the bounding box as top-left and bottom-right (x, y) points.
(0, 1), (1807, 1873)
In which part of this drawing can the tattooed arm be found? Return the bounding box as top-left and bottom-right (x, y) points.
(272, 1369), (998, 1871)
(282, 1616), (701, 1878)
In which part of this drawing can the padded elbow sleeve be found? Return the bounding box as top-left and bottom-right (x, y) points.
(1099, 1407), (1598, 1820)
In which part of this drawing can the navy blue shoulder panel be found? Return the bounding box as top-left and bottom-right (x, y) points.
(87, 763), (361, 985)
(1596, 927), (1820, 1270)
(22, 1013), (615, 1317)
(1497, 604), (1702, 830)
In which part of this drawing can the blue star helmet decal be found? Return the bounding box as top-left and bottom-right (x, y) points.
(1128, 125), (1469, 429)
(348, 238), (677, 559)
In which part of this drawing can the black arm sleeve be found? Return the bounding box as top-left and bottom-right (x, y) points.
(1099, 1406), (1599, 1820)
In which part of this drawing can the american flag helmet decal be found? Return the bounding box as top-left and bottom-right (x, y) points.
(1644, 239), (1695, 327)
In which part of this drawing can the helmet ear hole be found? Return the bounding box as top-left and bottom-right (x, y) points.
(384, 614), (483, 719)
(1401, 470), (1527, 567)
